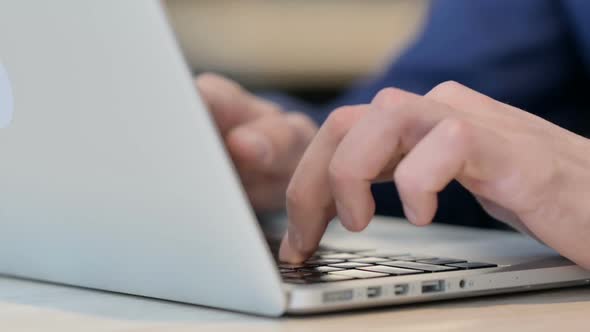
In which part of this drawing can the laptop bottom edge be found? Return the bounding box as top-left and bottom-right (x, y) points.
(285, 266), (590, 314)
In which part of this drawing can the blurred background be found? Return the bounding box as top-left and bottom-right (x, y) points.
(165, 0), (429, 104)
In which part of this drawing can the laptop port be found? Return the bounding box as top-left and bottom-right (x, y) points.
(367, 286), (382, 299)
(323, 289), (354, 303)
(393, 284), (409, 296)
(421, 280), (445, 294)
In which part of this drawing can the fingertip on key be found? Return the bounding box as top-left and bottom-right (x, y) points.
(278, 231), (308, 263)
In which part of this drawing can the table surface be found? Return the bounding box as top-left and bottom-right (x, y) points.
(2, 217), (589, 331)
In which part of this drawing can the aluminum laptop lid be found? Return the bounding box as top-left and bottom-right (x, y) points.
(0, 0), (285, 316)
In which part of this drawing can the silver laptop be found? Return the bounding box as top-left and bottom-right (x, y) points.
(0, 0), (589, 317)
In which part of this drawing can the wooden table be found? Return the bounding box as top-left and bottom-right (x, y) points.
(2, 217), (589, 331)
(165, 0), (429, 88)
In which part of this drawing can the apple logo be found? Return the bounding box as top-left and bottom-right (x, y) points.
(0, 61), (14, 128)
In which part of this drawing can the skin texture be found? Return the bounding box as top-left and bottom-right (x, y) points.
(195, 73), (318, 212)
(196, 73), (590, 270)
(279, 81), (590, 269)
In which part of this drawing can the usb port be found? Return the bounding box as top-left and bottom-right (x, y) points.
(367, 286), (382, 299)
(393, 284), (409, 296)
(421, 280), (445, 294)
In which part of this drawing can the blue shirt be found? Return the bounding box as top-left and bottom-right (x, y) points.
(269, 0), (590, 229)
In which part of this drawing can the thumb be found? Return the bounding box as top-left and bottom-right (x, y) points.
(195, 73), (280, 135)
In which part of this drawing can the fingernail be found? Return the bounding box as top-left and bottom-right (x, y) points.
(335, 200), (355, 229)
(237, 129), (271, 164)
(402, 203), (417, 224)
(279, 230), (306, 263)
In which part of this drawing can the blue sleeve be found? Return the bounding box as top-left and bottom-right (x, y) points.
(270, 0), (590, 228)
(318, 0), (585, 128)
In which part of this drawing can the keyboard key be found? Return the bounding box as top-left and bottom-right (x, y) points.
(364, 252), (409, 258)
(300, 266), (344, 273)
(343, 249), (375, 253)
(329, 262), (373, 268)
(281, 271), (314, 279)
(330, 270), (389, 279)
(350, 257), (389, 263)
(304, 259), (345, 265)
(305, 274), (355, 282)
(417, 258), (467, 265)
(381, 261), (459, 272)
(358, 265), (425, 275)
(278, 263), (309, 269)
(321, 253), (363, 260)
(447, 262), (498, 269)
(389, 255), (436, 261)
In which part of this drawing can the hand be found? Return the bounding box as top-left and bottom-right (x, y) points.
(195, 73), (318, 212)
(280, 81), (590, 269)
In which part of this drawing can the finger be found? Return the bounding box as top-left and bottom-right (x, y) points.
(426, 81), (522, 116)
(425, 81), (552, 135)
(395, 118), (517, 225)
(393, 118), (472, 226)
(245, 179), (289, 212)
(279, 105), (368, 263)
(226, 112), (317, 173)
(328, 92), (442, 231)
(195, 73), (280, 135)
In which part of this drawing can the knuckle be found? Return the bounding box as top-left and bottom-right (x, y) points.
(427, 80), (465, 100)
(194, 72), (240, 88)
(194, 72), (238, 91)
(372, 87), (409, 107)
(440, 118), (472, 145)
(284, 112), (316, 130)
(257, 99), (282, 116)
(194, 72), (216, 84)
(284, 112), (318, 140)
(324, 106), (361, 139)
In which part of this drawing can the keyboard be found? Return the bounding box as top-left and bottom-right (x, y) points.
(270, 243), (497, 284)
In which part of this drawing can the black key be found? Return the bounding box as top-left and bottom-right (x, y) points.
(389, 255), (436, 262)
(364, 252), (409, 258)
(342, 248), (374, 253)
(358, 265), (425, 275)
(447, 262), (498, 269)
(350, 257), (389, 263)
(381, 261), (459, 272)
(304, 258), (345, 265)
(300, 266), (344, 273)
(320, 253), (363, 260)
(281, 271), (314, 279)
(305, 274), (355, 282)
(329, 262), (372, 268)
(417, 258), (467, 265)
(278, 263), (317, 270)
(329, 270), (388, 279)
